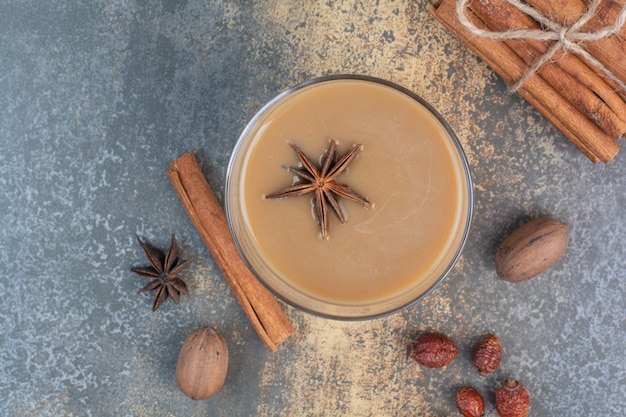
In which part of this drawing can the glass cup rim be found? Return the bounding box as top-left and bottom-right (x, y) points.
(225, 74), (474, 320)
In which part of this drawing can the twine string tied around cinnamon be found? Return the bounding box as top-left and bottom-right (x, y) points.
(456, 0), (626, 92)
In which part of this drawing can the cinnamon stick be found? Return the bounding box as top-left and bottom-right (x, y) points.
(594, 0), (626, 44)
(524, 0), (626, 88)
(429, 0), (620, 163)
(167, 152), (294, 352)
(468, 0), (626, 139)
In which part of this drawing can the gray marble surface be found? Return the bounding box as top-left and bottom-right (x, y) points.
(1, 1), (625, 416)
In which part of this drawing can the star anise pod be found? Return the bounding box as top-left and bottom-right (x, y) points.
(131, 234), (191, 311)
(265, 138), (372, 239)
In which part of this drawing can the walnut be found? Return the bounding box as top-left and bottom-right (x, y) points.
(495, 217), (568, 282)
(175, 326), (229, 400)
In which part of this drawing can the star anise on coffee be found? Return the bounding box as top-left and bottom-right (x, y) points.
(131, 234), (191, 311)
(265, 138), (372, 239)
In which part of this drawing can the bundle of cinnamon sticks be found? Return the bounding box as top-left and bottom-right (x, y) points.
(430, 0), (626, 163)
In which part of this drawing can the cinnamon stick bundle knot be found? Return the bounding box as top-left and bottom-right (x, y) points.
(456, 0), (626, 92)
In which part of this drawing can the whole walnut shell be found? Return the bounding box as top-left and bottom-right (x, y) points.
(495, 379), (531, 417)
(175, 326), (229, 400)
(456, 387), (485, 417)
(495, 217), (568, 282)
(472, 334), (502, 376)
(408, 333), (457, 368)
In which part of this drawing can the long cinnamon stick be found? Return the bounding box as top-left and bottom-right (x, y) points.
(168, 152), (294, 352)
(468, 0), (626, 139)
(430, 0), (620, 163)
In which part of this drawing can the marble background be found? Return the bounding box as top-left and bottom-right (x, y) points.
(1, 1), (625, 416)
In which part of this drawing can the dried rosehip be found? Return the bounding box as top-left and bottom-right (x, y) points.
(456, 387), (484, 417)
(408, 333), (457, 368)
(495, 379), (531, 417)
(472, 334), (502, 375)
